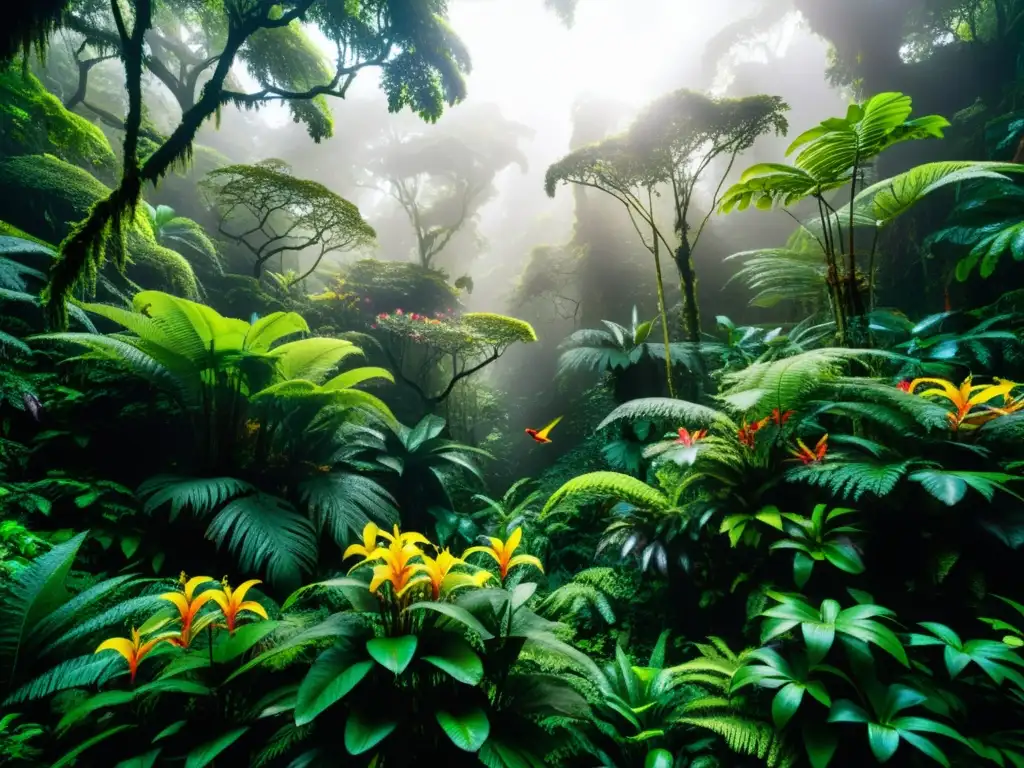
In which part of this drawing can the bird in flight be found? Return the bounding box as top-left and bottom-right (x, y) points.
(525, 415), (563, 444)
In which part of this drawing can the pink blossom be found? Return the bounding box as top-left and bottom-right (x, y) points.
(396, 308), (403, 315)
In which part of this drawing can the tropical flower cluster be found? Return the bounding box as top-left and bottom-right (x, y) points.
(899, 375), (1023, 430)
(95, 572), (267, 683)
(371, 307), (458, 330)
(343, 523), (543, 599)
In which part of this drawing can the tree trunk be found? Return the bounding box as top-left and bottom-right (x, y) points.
(672, 238), (701, 343)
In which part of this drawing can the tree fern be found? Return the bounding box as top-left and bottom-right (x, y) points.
(542, 472), (671, 517)
(597, 398), (736, 432)
(206, 493), (318, 589)
(717, 348), (897, 414)
(724, 247), (826, 309)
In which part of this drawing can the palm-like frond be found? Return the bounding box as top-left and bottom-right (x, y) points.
(717, 348), (899, 414)
(298, 473), (398, 546)
(542, 472), (671, 517)
(724, 247), (826, 309)
(786, 459), (914, 500)
(138, 476), (257, 520)
(597, 398), (737, 432)
(206, 493), (318, 589)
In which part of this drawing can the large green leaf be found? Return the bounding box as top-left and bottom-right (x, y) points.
(295, 646), (373, 726)
(436, 707), (491, 752)
(344, 710), (398, 755)
(366, 635), (418, 674)
(184, 727), (248, 768)
(404, 602), (494, 639)
(421, 636), (484, 685)
(0, 532), (86, 684)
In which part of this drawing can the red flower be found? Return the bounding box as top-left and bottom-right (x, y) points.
(771, 408), (794, 426)
(896, 380), (912, 392)
(674, 427), (707, 447)
(737, 418), (768, 448)
(788, 434), (829, 464)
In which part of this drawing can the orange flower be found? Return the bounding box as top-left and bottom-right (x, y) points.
(788, 434), (828, 465)
(770, 408), (794, 426)
(160, 573), (218, 648)
(674, 427), (707, 447)
(464, 527), (543, 581)
(95, 627), (173, 684)
(209, 579), (269, 634)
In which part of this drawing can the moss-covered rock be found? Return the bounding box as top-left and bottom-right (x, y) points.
(0, 154), (199, 299)
(0, 68), (117, 179)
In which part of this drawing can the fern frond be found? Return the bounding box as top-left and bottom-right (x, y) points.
(3, 654), (119, 706)
(679, 714), (795, 767)
(539, 582), (615, 625)
(0, 532), (85, 686)
(298, 473), (397, 547)
(717, 348), (900, 414)
(785, 459), (914, 500)
(206, 493), (317, 588)
(138, 476), (255, 520)
(43, 594), (168, 655)
(597, 398), (736, 432)
(541, 472), (671, 517)
(252, 722), (314, 768)
(816, 378), (953, 432)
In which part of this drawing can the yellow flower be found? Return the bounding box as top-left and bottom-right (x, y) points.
(95, 627), (172, 684)
(343, 522), (384, 569)
(464, 527), (544, 581)
(378, 524), (431, 549)
(413, 548), (493, 599)
(367, 537), (429, 597)
(908, 376), (1020, 430)
(209, 578), (269, 634)
(160, 572), (218, 648)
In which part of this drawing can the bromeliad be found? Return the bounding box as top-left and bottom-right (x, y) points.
(788, 434), (828, 465)
(464, 527), (543, 582)
(674, 427), (707, 446)
(160, 572), (218, 648)
(906, 376), (1020, 430)
(95, 627), (174, 684)
(209, 578), (269, 635)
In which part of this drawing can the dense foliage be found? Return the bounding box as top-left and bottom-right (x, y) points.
(3, 2), (1024, 767)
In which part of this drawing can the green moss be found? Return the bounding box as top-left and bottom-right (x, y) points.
(0, 69), (117, 177)
(316, 259), (458, 317)
(0, 221), (53, 247)
(0, 154), (199, 298)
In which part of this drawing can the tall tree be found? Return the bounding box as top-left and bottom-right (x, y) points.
(201, 159), (375, 281)
(628, 90), (789, 341)
(30, 0), (472, 327)
(362, 102), (533, 271)
(544, 137), (678, 396)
